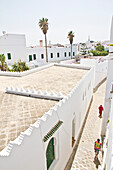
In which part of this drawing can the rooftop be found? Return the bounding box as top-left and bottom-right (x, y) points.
(0, 66), (88, 151)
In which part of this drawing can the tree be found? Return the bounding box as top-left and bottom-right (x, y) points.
(39, 18), (49, 62)
(0, 54), (5, 71)
(67, 31), (75, 59)
(96, 45), (104, 52)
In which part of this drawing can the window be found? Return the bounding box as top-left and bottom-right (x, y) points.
(29, 55), (32, 61)
(33, 54), (36, 60)
(69, 52), (71, 56)
(7, 53), (11, 60)
(46, 138), (55, 170)
(64, 52), (66, 57)
(57, 53), (60, 58)
(41, 54), (44, 59)
(51, 53), (53, 58)
(73, 52), (75, 56)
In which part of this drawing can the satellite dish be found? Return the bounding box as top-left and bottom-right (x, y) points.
(2, 31), (6, 35)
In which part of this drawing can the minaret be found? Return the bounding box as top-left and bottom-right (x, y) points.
(101, 15), (113, 137)
(110, 16), (113, 44)
(88, 35), (90, 42)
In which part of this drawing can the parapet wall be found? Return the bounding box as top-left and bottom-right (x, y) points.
(0, 63), (54, 77)
(80, 58), (107, 90)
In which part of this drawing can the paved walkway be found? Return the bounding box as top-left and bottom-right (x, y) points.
(71, 81), (106, 170)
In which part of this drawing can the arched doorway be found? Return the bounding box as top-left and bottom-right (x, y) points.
(46, 137), (55, 170)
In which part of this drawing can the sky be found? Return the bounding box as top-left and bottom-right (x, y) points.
(0, 0), (113, 46)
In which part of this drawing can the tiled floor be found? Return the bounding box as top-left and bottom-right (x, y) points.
(71, 81), (106, 170)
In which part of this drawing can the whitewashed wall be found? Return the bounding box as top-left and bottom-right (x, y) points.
(0, 34), (77, 67)
(0, 67), (94, 170)
(94, 61), (107, 88)
(27, 45), (77, 63)
(80, 58), (98, 67)
(99, 83), (113, 170)
(0, 34), (27, 64)
(80, 58), (107, 89)
(0, 63), (54, 77)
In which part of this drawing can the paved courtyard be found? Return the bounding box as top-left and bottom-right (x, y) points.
(71, 81), (106, 170)
(0, 66), (88, 151)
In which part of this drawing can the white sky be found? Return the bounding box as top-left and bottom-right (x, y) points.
(0, 0), (113, 46)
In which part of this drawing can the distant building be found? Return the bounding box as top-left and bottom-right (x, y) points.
(0, 34), (78, 67)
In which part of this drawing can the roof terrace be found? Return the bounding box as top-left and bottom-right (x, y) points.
(0, 66), (88, 151)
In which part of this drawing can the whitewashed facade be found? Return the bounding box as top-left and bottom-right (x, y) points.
(27, 46), (76, 63)
(0, 33), (77, 66)
(99, 15), (113, 170)
(0, 34), (27, 65)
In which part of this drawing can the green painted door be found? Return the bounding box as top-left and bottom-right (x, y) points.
(46, 138), (55, 170)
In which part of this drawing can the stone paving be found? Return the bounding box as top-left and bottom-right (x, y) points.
(71, 81), (106, 170)
(0, 66), (88, 95)
(0, 66), (88, 151)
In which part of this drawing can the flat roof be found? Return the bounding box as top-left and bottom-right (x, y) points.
(0, 66), (88, 151)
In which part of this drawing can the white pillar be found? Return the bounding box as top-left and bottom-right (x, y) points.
(101, 60), (113, 136)
(101, 15), (113, 136)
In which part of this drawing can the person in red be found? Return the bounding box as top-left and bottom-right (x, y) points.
(94, 139), (102, 159)
(98, 105), (104, 118)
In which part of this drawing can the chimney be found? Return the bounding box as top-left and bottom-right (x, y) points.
(39, 40), (43, 47)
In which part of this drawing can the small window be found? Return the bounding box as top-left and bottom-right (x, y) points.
(51, 53), (53, 58)
(69, 52), (71, 56)
(41, 54), (44, 59)
(57, 53), (60, 58)
(29, 55), (32, 61)
(33, 54), (36, 60)
(64, 52), (66, 57)
(73, 52), (75, 56)
(7, 53), (11, 60)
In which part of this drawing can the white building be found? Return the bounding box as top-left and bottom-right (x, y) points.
(99, 15), (113, 170)
(27, 46), (76, 63)
(0, 34), (27, 65)
(0, 33), (77, 66)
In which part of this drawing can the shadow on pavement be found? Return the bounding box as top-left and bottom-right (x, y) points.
(93, 157), (101, 169)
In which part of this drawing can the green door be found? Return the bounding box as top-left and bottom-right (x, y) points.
(46, 138), (55, 170)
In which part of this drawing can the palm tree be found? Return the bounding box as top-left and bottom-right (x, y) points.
(39, 18), (49, 63)
(0, 54), (5, 71)
(67, 31), (75, 59)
